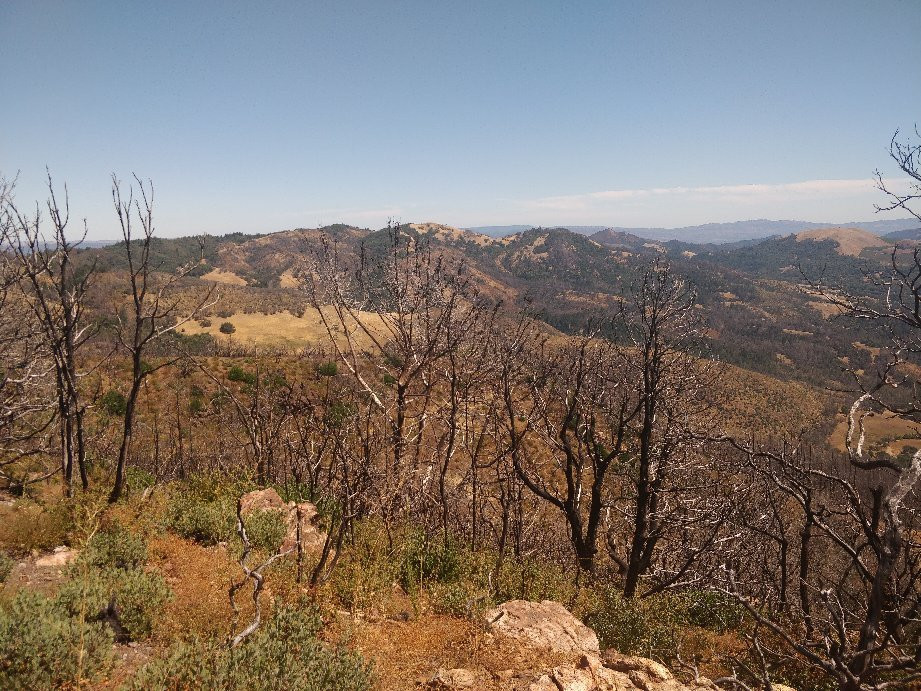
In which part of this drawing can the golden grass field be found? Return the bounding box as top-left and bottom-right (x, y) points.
(829, 410), (921, 454)
(179, 307), (389, 349)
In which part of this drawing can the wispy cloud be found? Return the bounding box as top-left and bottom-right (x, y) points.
(527, 178), (909, 212)
(510, 177), (915, 227)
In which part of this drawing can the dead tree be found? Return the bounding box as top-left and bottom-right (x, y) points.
(507, 260), (718, 587)
(303, 223), (492, 524)
(875, 125), (921, 224)
(4, 172), (96, 495)
(0, 178), (57, 491)
(109, 175), (214, 502)
(611, 260), (718, 597)
(228, 497), (296, 648)
(717, 137), (921, 688)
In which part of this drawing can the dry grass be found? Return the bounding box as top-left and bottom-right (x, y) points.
(346, 615), (573, 690)
(148, 534), (240, 642)
(178, 307), (389, 349)
(201, 268), (248, 286)
(795, 227), (887, 257)
(829, 411), (921, 453)
(807, 300), (845, 319)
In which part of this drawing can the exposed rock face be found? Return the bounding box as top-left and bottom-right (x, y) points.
(473, 600), (718, 691)
(485, 599), (600, 656)
(238, 488), (328, 553)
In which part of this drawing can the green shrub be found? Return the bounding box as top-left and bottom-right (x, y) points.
(219, 321), (236, 334)
(683, 589), (745, 633)
(399, 531), (461, 595)
(81, 523), (147, 570)
(168, 494), (235, 545)
(189, 395), (205, 413)
(166, 474), (254, 545)
(114, 569), (171, 638)
(584, 588), (686, 661)
(0, 551), (13, 582)
(0, 590), (113, 689)
(127, 602), (372, 690)
(316, 361), (338, 377)
(100, 389), (127, 416)
(325, 401), (356, 428)
(125, 467), (157, 495)
(330, 521), (399, 612)
(244, 509), (288, 554)
(227, 365), (256, 385)
(59, 524), (171, 641)
(60, 568), (170, 640)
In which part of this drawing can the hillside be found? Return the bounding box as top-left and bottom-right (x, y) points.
(76, 220), (904, 388)
(794, 226), (888, 256)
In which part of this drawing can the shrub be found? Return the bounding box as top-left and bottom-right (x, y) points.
(198, 317), (212, 327)
(166, 474), (253, 545)
(683, 589), (745, 633)
(325, 401), (356, 428)
(57, 568), (170, 640)
(58, 524), (171, 641)
(584, 588), (686, 662)
(0, 590), (113, 689)
(244, 509), (288, 554)
(227, 365), (256, 385)
(0, 551), (13, 582)
(100, 389), (127, 416)
(316, 361), (338, 377)
(127, 602), (372, 690)
(0, 499), (75, 554)
(399, 531), (461, 595)
(330, 521), (399, 612)
(219, 321), (236, 334)
(125, 467), (157, 495)
(167, 494), (235, 545)
(80, 523), (147, 570)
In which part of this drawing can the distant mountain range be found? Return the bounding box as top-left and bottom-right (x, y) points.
(467, 219), (919, 244)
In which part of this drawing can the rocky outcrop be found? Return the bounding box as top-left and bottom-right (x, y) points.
(238, 488), (328, 553)
(485, 600), (600, 656)
(441, 599), (721, 691)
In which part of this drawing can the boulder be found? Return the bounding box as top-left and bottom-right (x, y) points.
(485, 599), (600, 656)
(34, 545), (78, 568)
(238, 488), (329, 553)
(482, 600), (718, 691)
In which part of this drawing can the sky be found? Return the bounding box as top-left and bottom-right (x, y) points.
(1, 0), (920, 239)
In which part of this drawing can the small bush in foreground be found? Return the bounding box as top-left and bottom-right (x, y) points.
(58, 568), (171, 640)
(219, 321), (236, 334)
(126, 602), (372, 690)
(0, 590), (113, 689)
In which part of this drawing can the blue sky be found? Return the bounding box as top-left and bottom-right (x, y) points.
(2, 1), (919, 239)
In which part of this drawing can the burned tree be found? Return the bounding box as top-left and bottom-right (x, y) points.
(3, 173), (96, 495)
(508, 259), (717, 586)
(302, 223), (494, 525)
(108, 175), (214, 502)
(717, 129), (921, 690)
(0, 178), (57, 491)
